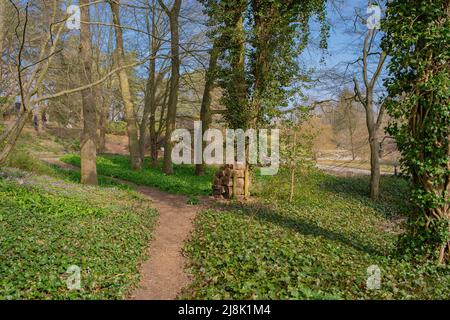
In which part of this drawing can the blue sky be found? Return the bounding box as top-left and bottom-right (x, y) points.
(299, 0), (387, 103)
(59, 0), (385, 106)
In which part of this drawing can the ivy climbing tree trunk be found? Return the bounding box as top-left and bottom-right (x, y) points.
(382, 0), (450, 263)
(109, 0), (142, 170)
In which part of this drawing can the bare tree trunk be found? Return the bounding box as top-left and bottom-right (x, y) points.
(94, 42), (109, 155)
(79, 0), (98, 185)
(139, 77), (152, 162)
(289, 167), (296, 202)
(289, 131), (298, 202)
(152, 80), (170, 163)
(353, 29), (387, 201)
(109, 0), (142, 170)
(97, 96), (107, 153)
(148, 70), (158, 168)
(196, 42), (219, 176)
(159, 0), (182, 175)
(346, 107), (356, 160)
(140, 2), (159, 165)
(97, 54), (113, 154)
(369, 131), (380, 200)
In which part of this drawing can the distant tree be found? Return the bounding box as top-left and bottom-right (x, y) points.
(353, 21), (387, 200)
(333, 89), (359, 160)
(281, 108), (315, 202)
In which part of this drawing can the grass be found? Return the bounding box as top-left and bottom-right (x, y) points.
(0, 167), (157, 299)
(183, 169), (450, 299)
(61, 154), (215, 196)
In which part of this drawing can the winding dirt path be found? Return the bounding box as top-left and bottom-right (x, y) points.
(40, 156), (211, 300)
(129, 187), (211, 300)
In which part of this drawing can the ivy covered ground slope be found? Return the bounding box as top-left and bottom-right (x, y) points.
(0, 168), (157, 299)
(184, 171), (450, 299)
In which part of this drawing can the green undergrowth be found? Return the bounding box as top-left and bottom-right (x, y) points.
(0, 167), (157, 299)
(184, 169), (450, 299)
(61, 154), (215, 196)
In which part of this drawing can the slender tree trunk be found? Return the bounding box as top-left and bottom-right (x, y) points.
(369, 131), (380, 200)
(153, 80), (170, 162)
(346, 107), (356, 160)
(139, 74), (152, 162)
(160, 0), (182, 175)
(289, 167), (296, 202)
(97, 96), (107, 153)
(148, 74), (158, 168)
(79, 0), (98, 185)
(109, 0), (142, 170)
(289, 130), (298, 202)
(353, 29), (386, 201)
(148, 66), (158, 168)
(196, 42), (219, 176)
(140, 3), (159, 165)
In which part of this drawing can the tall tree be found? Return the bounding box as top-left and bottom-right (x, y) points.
(195, 41), (219, 176)
(109, 0), (142, 170)
(158, 0), (182, 175)
(200, 0), (328, 197)
(140, 0), (162, 167)
(353, 27), (387, 200)
(382, 0), (450, 262)
(79, 0), (98, 185)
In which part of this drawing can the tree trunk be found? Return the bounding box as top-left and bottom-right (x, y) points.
(290, 167), (296, 202)
(160, 0), (182, 175)
(109, 0), (142, 170)
(97, 96), (107, 154)
(369, 132), (380, 200)
(140, 3), (159, 166)
(195, 42), (219, 176)
(289, 131), (298, 202)
(79, 0), (98, 185)
(139, 74), (152, 162)
(148, 64), (158, 168)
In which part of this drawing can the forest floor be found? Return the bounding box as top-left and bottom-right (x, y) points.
(3, 126), (450, 299)
(130, 186), (212, 300)
(0, 126), (214, 299)
(40, 156), (215, 300)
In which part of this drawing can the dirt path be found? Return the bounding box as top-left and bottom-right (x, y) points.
(316, 164), (393, 177)
(40, 156), (211, 300)
(130, 187), (211, 300)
